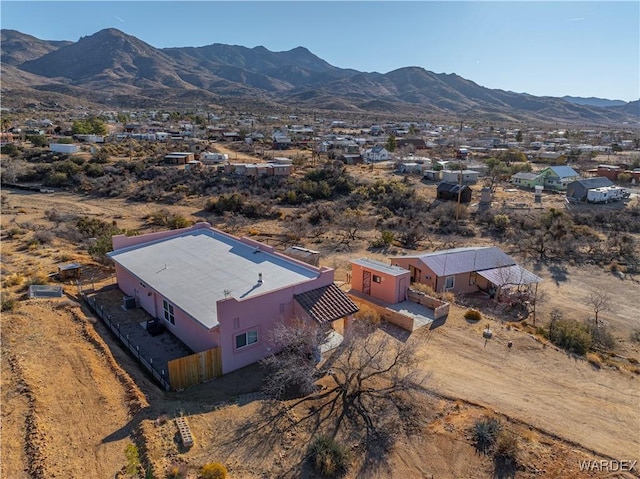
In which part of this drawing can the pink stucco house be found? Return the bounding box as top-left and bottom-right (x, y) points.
(390, 246), (541, 296)
(108, 222), (358, 375)
(350, 258), (410, 304)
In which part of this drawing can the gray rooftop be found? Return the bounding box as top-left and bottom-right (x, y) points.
(512, 172), (540, 180)
(108, 229), (320, 329)
(393, 247), (515, 276)
(351, 258), (410, 277)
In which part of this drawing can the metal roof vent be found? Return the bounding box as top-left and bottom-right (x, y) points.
(258, 272), (263, 284)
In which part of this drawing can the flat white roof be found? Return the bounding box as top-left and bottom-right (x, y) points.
(109, 229), (320, 329)
(351, 258), (409, 277)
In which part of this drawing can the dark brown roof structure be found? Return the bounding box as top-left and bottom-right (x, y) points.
(294, 283), (359, 324)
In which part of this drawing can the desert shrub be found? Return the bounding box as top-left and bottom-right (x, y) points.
(308, 435), (350, 477)
(124, 443), (141, 476)
(166, 462), (188, 479)
(4, 273), (24, 287)
(630, 328), (640, 343)
(473, 416), (502, 453)
(354, 304), (380, 325)
(5, 227), (24, 239)
(370, 230), (395, 248)
(464, 309), (482, 322)
(200, 462), (227, 479)
(33, 230), (55, 245)
(586, 320), (616, 351)
(494, 430), (519, 467)
(548, 319), (592, 355)
(26, 273), (49, 287)
(1, 296), (18, 312)
(43, 171), (69, 187)
(586, 352), (602, 368)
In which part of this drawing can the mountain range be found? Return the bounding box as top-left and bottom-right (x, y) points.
(2, 28), (638, 125)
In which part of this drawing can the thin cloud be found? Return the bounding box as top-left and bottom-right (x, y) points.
(114, 15), (125, 23)
(569, 17), (585, 22)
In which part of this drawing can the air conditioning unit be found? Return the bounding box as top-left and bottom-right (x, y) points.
(122, 296), (136, 310)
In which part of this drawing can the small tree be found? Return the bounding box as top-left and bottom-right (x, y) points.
(386, 134), (397, 152)
(586, 290), (612, 326)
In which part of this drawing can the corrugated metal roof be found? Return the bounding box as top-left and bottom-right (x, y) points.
(477, 265), (542, 286)
(548, 166), (579, 178)
(108, 230), (319, 329)
(351, 258), (409, 277)
(294, 284), (359, 324)
(572, 177), (613, 188)
(512, 172), (540, 180)
(395, 247), (515, 276)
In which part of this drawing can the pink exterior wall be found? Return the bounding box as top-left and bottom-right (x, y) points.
(216, 269), (334, 374)
(114, 264), (220, 352)
(391, 258), (437, 291)
(391, 258), (480, 295)
(350, 262), (409, 304)
(111, 222), (338, 375)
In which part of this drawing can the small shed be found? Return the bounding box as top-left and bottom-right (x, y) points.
(436, 183), (472, 203)
(566, 177), (613, 201)
(441, 169), (479, 184)
(350, 258), (410, 304)
(57, 263), (82, 280)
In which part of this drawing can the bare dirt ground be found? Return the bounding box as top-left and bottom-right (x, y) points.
(2, 180), (639, 478)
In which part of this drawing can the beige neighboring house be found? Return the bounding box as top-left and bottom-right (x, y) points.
(390, 246), (541, 297)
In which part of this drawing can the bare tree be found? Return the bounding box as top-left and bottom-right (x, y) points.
(261, 319), (326, 399)
(586, 289), (613, 326)
(326, 321), (426, 439)
(261, 318), (428, 444)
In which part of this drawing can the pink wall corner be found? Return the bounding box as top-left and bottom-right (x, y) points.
(350, 262), (409, 304)
(215, 274), (332, 375)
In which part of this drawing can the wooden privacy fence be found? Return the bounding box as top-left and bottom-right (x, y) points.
(168, 348), (222, 391)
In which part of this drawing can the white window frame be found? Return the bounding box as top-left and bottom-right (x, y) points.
(372, 274), (382, 284)
(445, 276), (455, 290)
(235, 329), (258, 350)
(163, 299), (175, 325)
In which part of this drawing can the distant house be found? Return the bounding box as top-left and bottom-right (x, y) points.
(511, 166), (579, 191)
(436, 183), (472, 203)
(511, 172), (541, 189)
(441, 169), (479, 185)
(397, 138), (429, 150)
(390, 246), (541, 296)
(50, 143), (79, 154)
(350, 258), (411, 304)
(108, 223), (358, 375)
(364, 145), (390, 162)
(164, 152), (194, 165)
(541, 166), (579, 190)
(566, 177), (614, 201)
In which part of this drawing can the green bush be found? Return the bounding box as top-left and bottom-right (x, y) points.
(464, 309), (482, 322)
(308, 435), (350, 477)
(200, 462), (227, 479)
(472, 416), (502, 453)
(549, 319), (592, 355)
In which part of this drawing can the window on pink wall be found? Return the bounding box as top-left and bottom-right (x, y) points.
(163, 299), (175, 325)
(235, 330), (258, 349)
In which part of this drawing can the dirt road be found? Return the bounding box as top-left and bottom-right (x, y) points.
(417, 309), (640, 461)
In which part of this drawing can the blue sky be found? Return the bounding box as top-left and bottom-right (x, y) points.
(2, 1), (638, 101)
